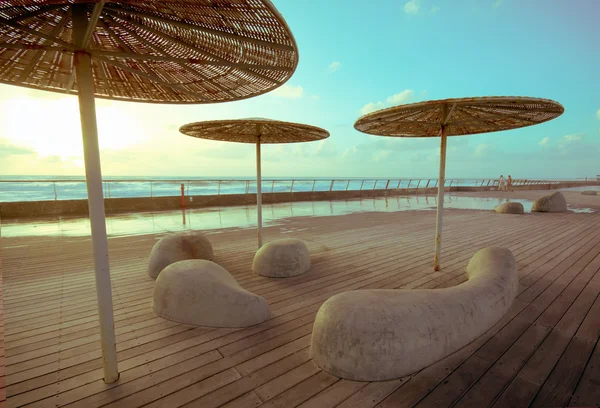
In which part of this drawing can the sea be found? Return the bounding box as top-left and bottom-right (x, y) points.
(0, 175), (469, 202)
(0, 175), (594, 203)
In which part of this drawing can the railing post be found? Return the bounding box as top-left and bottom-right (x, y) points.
(416, 179), (421, 190)
(245, 180), (249, 194)
(360, 180), (365, 190)
(397, 179), (402, 189)
(180, 183), (185, 208)
(372, 180), (377, 190)
(53, 182), (58, 200)
(312, 180), (316, 192)
(290, 180), (295, 193)
(346, 180), (350, 191)
(329, 180), (334, 191)
(385, 180), (390, 190)
(407, 179), (412, 189)
(217, 181), (221, 195)
(150, 181), (152, 198)
(271, 180), (275, 193)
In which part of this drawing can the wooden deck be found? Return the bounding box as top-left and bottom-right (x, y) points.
(2, 202), (600, 407)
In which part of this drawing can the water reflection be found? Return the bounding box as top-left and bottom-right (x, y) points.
(2, 194), (595, 238)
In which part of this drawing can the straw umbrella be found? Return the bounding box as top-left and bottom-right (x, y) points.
(0, 0), (298, 383)
(179, 118), (330, 248)
(354, 96), (564, 271)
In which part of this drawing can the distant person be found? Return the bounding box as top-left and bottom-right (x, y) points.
(507, 175), (513, 191)
(499, 175), (506, 191)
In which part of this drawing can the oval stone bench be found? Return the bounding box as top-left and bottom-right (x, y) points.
(531, 191), (567, 213)
(153, 260), (270, 327)
(494, 201), (524, 214)
(310, 246), (518, 381)
(148, 231), (214, 279)
(252, 238), (311, 278)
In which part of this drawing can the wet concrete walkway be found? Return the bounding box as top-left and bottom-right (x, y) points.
(1, 193), (594, 238)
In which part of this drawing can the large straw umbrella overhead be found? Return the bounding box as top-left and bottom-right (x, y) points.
(180, 118), (330, 248)
(354, 96), (564, 271)
(0, 0), (298, 383)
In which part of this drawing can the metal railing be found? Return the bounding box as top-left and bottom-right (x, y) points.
(0, 177), (594, 202)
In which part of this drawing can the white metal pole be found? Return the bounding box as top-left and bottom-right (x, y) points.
(256, 138), (263, 249)
(433, 125), (447, 271)
(72, 4), (119, 384)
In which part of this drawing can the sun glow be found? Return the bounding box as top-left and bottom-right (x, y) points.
(0, 93), (146, 160)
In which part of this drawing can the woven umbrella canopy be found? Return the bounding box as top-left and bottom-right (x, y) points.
(354, 96), (564, 271)
(0, 0), (298, 383)
(180, 118), (329, 248)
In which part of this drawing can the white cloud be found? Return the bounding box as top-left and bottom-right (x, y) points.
(538, 137), (550, 146)
(359, 89), (415, 115)
(556, 133), (584, 151)
(386, 90), (414, 105)
(404, 0), (420, 14)
(430, 5), (440, 13)
(342, 145), (358, 159)
(562, 134), (584, 142)
(359, 102), (386, 116)
(473, 144), (491, 158)
(270, 84), (304, 99)
(328, 61), (341, 72)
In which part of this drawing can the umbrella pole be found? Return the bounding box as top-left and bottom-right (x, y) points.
(433, 126), (447, 271)
(72, 4), (119, 384)
(256, 139), (263, 249)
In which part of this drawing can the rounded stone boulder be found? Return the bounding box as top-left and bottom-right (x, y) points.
(310, 246), (518, 381)
(531, 191), (567, 213)
(148, 231), (214, 279)
(153, 260), (270, 327)
(494, 201), (524, 214)
(252, 238), (311, 278)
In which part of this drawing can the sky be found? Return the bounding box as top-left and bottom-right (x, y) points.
(0, 0), (599, 179)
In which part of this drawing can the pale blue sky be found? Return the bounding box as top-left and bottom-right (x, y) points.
(0, 0), (598, 178)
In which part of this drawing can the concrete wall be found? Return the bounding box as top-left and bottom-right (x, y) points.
(1, 181), (598, 219)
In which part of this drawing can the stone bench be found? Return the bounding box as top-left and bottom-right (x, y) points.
(494, 201), (524, 214)
(581, 191), (598, 196)
(532, 191), (567, 212)
(148, 231), (214, 279)
(153, 260), (270, 327)
(310, 246), (518, 381)
(253, 238), (311, 278)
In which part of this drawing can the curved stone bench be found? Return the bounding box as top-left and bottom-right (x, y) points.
(148, 231), (214, 279)
(581, 190), (598, 196)
(494, 201), (524, 214)
(253, 238), (311, 278)
(153, 260), (270, 327)
(532, 191), (567, 213)
(310, 246), (518, 381)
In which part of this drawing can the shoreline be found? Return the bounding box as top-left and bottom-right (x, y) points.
(1, 190), (597, 239)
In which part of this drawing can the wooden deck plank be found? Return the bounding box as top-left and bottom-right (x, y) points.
(1, 206), (600, 408)
(568, 338), (600, 407)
